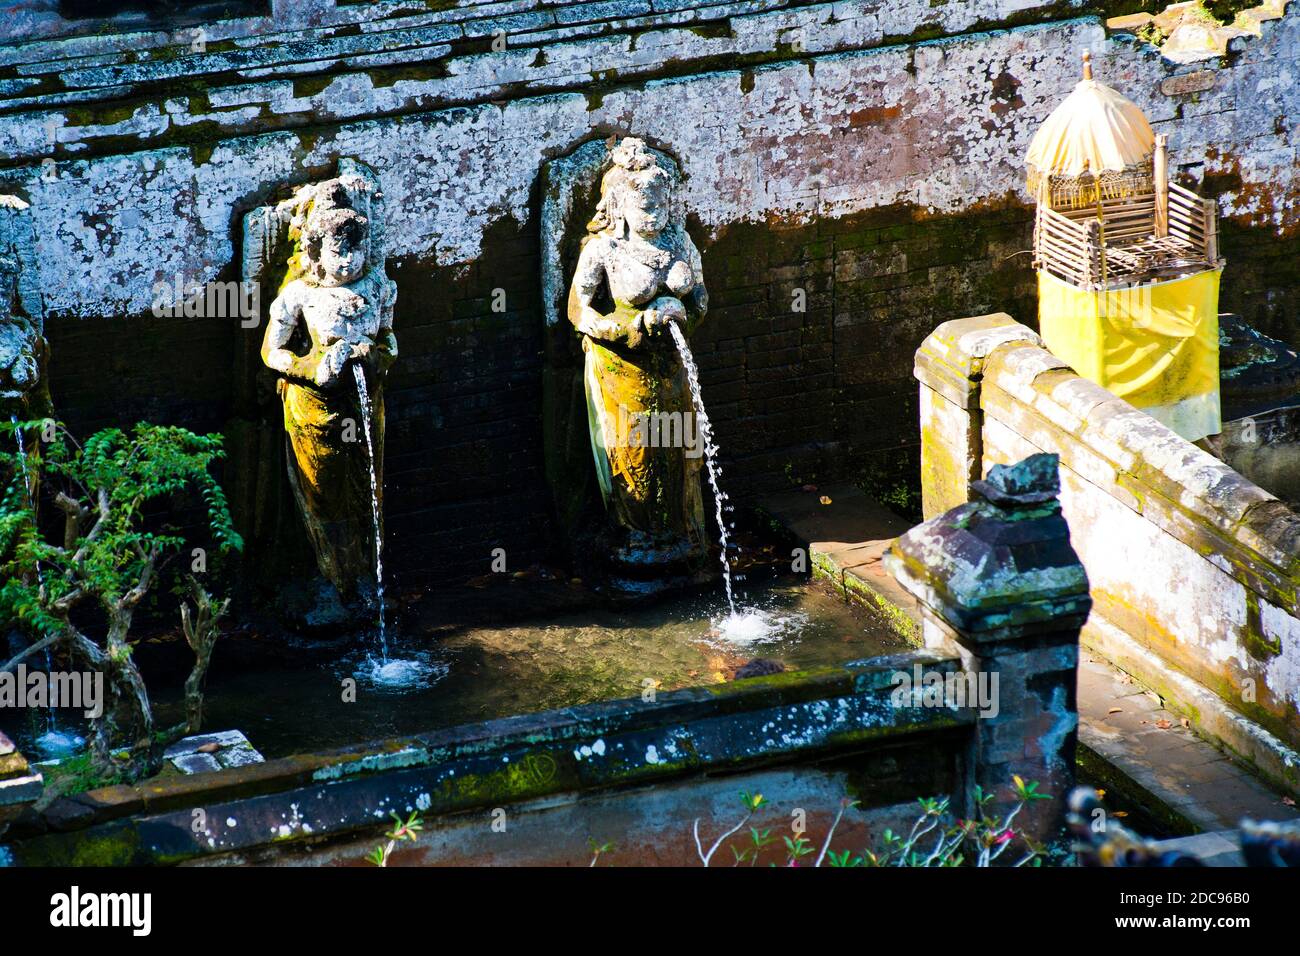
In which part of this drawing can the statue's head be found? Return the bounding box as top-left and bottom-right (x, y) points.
(0, 248), (38, 395)
(301, 205), (369, 287)
(294, 177), (374, 287)
(593, 138), (675, 240)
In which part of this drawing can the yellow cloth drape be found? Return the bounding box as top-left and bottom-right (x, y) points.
(1037, 268), (1222, 443)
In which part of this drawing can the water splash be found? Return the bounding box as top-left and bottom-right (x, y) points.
(351, 363), (388, 662)
(711, 607), (810, 646)
(668, 322), (738, 615)
(34, 729), (85, 759)
(340, 644), (449, 692)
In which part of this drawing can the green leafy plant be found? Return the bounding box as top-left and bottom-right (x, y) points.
(369, 811), (424, 867)
(0, 419), (242, 781)
(730, 826), (777, 866)
(862, 778), (1048, 867)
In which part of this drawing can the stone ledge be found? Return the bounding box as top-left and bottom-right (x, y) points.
(11, 650), (968, 850)
(7, 650), (970, 864)
(0, 10), (1114, 168)
(1105, 0), (1293, 64)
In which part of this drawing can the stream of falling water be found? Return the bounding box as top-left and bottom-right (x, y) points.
(668, 322), (737, 616)
(11, 415), (81, 756)
(350, 365), (440, 690)
(352, 364), (388, 662)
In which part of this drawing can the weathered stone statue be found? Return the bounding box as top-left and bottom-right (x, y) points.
(564, 137), (709, 575)
(258, 170), (397, 606)
(0, 253), (43, 415)
(0, 196), (50, 423)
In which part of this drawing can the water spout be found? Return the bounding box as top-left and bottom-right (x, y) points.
(352, 363), (388, 662)
(668, 322), (738, 616)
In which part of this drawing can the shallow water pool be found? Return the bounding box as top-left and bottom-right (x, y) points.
(9, 580), (908, 761)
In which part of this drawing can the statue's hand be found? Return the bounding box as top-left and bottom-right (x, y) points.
(637, 308), (663, 331)
(313, 340), (351, 388)
(637, 297), (687, 339)
(652, 296), (687, 327)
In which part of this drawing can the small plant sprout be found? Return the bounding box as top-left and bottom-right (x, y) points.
(369, 810), (424, 867)
(694, 791), (767, 866)
(782, 834), (814, 866)
(587, 838), (615, 866)
(730, 827), (776, 866)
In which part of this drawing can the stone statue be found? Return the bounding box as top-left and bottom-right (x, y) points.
(565, 137), (709, 574)
(0, 253), (42, 412)
(259, 171), (397, 606)
(0, 197), (49, 423)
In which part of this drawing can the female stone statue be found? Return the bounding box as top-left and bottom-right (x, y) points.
(566, 137), (709, 570)
(260, 175), (397, 604)
(0, 249), (47, 421)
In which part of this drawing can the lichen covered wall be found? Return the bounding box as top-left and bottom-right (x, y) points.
(1, 1), (1297, 580)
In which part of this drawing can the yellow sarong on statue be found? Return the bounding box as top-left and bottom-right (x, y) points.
(1037, 267), (1222, 443)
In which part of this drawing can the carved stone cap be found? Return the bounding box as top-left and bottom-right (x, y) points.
(971, 452), (1060, 506)
(885, 453), (1091, 641)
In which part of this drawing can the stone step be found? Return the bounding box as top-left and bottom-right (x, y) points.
(757, 482), (920, 643)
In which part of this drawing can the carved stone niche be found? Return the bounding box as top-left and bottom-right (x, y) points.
(237, 160), (396, 627)
(0, 195), (50, 423)
(540, 137), (712, 595)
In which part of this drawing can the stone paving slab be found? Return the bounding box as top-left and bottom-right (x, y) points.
(758, 485), (1300, 839)
(164, 730), (265, 776)
(1077, 655), (1298, 834)
(758, 483), (920, 642)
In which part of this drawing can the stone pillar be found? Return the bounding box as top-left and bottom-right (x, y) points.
(885, 453), (1090, 851)
(914, 313), (1041, 519)
(0, 731), (42, 838)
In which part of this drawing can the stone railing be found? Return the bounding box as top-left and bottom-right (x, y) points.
(917, 313), (1300, 797)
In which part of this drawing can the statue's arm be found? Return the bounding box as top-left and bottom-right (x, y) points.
(261, 285), (324, 384)
(567, 242), (643, 347)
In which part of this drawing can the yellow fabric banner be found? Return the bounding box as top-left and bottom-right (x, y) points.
(1037, 268), (1222, 442)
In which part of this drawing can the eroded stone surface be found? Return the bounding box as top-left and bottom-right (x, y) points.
(165, 729), (265, 776)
